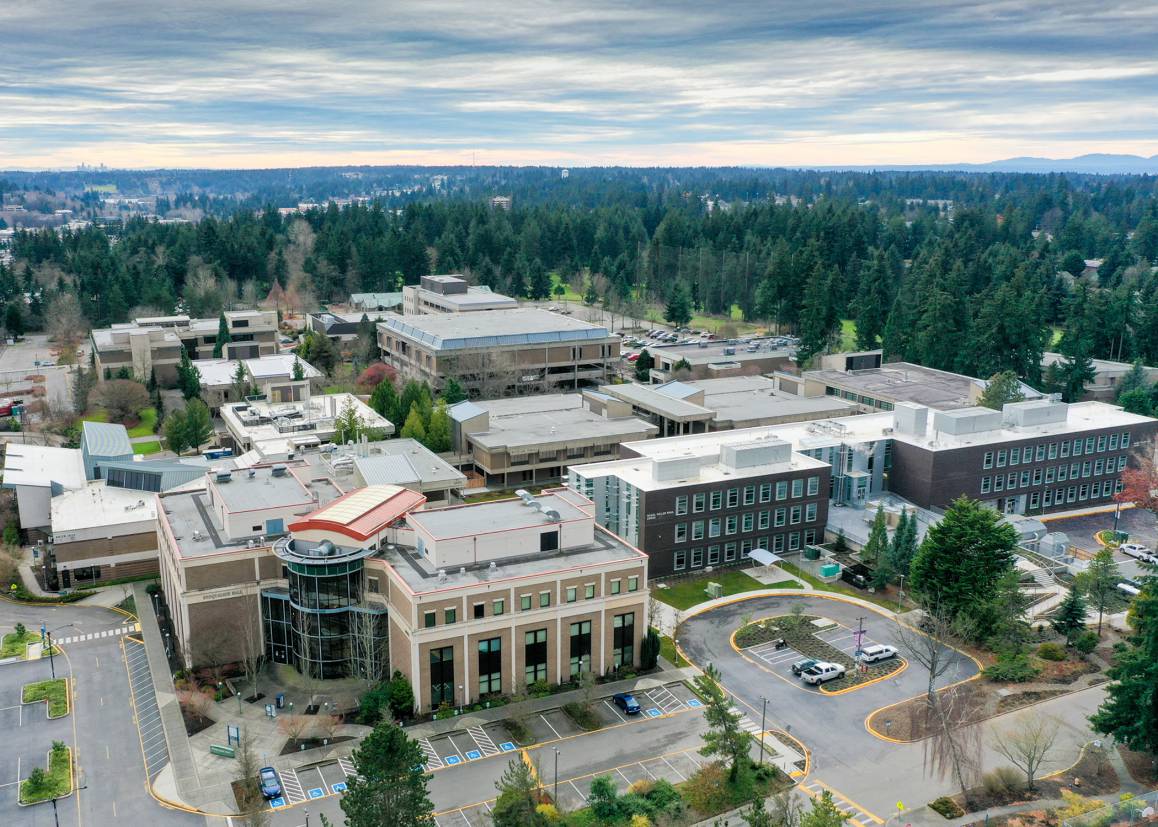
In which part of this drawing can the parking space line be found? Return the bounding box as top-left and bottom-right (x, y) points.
(418, 737), (444, 770)
(467, 726), (499, 756)
(615, 767), (632, 787)
(602, 699), (628, 723)
(445, 733), (467, 760)
(568, 780), (586, 802)
(660, 756), (686, 781)
(539, 713), (562, 739)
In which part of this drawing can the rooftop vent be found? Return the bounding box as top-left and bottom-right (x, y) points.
(247, 468), (256, 478)
(271, 464), (288, 477)
(437, 569), (446, 582)
(215, 469), (232, 483)
(543, 508), (561, 522)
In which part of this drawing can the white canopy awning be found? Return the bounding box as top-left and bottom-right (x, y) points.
(748, 547), (784, 567)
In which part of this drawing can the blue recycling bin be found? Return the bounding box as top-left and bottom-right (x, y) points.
(276, 693), (285, 709)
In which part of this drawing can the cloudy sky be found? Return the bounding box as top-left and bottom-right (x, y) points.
(3, 0), (1158, 169)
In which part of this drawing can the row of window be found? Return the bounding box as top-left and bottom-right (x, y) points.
(672, 503), (820, 543)
(429, 613), (635, 707)
(1018, 480), (1122, 510)
(673, 477), (821, 515)
(422, 576), (641, 629)
(980, 455), (1128, 494)
(982, 433), (1131, 470)
(673, 530), (818, 571)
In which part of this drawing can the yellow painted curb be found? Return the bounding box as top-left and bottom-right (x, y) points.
(820, 658), (909, 696)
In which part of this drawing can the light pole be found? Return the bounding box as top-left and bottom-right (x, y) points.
(553, 747), (560, 805)
(758, 696), (768, 766)
(304, 807), (310, 827)
(45, 624), (75, 680)
(897, 574), (906, 613)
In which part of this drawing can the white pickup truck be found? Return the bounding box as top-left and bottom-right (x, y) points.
(800, 662), (846, 685)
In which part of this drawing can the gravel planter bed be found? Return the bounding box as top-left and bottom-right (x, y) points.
(736, 615), (903, 692)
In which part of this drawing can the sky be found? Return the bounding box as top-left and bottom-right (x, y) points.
(3, 0), (1158, 170)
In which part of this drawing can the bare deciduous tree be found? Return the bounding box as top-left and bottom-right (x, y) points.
(236, 599), (263, 702)
(993, 713), (1062, 791)
(234, 726), (270, 827)
(193, 624), (236, 684)
(278, 713), (310, 745)
(349, 603), (386, 692)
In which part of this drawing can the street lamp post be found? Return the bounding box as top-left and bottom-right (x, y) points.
(44, 624), (75, 680)
(897, 574), (906, 613)
(758, 696), (768, 766)
(553, 747), (560, 805)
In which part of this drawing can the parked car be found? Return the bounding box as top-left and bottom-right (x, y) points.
(791, 657), (819, 676)
(627, 353), (640, 362)
(259, 767), (282, 799)
(1120, 543), (1154, 562)
(612, 692), (641, 714)
(1118, 581), (1141, 597)
(859, 644), (898, 663)
(800, 662), (846, 685)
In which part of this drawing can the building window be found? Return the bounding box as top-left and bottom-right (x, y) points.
(692, 520), (705, 540)
(693, 492), (706, 513)
(758, 511), (770, 530)
(691, 548), (703, 567)
(628, 576), (639, 592)
(1082, 461), (1092, 477)
(1085, 437), (1095, 453)
(724, 543), (737, 562)
(1032, 469), (1043, 485)
(790, 505), (802, 525)
(759, 483), (772, 503)
(525, 630), (547, 685)
(585, 584), (595, 600)
(1020, 471), (1030, 488)
(1009, 447), (1020, 465)
(474, 603), (485, 620)
(1048, 442), (1058, 459)
(805, 503), (818, 522)
(1097, 435), (1107, 452)
(611, 579), (621, 595)
(673, 551), (686, 571)
(807, 476), (820, 496)
(773, 534), (785, 552)
(774, 508), (786, 527)
(742, 513), (754, 532)
(569, 621), (592, 677)
(1007, 472), (1017, 489)
(612, 613), (634, 668)
(1119, 456), (1127, 472)
(493, 599), (505, 616)
(1122, 432), (1131, 448)
(1044, 489), (1053, 507)
(675, 495), (688, 516)
(707, 545), (720, 565)
(981, 477), (992, 495)
(478, 637), (502, 696)
(776, 481), (788, 500)
(367, 576), (380, 594)
(1046, 467), (1056, 483)
(997, 450), (1007, 467)
(540, 591), (551, 608)
(521, 595), (532, 611)
(566, 587), (577, 603)
(1030, 492), (1040, 509)
(1061, 441), (1070, 458)
(791, 479), (804, 498)
(709, 517), (721, 538)
(1072, 438), (1082, 456)
(983, 451), (994, 469)
(743, 485), (756, 505)
(445, 608), (457, 624)
(727, 488), (739, 508)
(994, 475), (1004, 492)
(430, 646), (455, 708)
(1095, 459), (1105, 475)
(804, 529), (817, 544)
(725, 515), (738, 535)
(710, 490), (723, 510)
(788, 532), (801, 551)
(674, 523), (688, 543)
(541, 531), (559, 552)
(424, 611), (436, 628)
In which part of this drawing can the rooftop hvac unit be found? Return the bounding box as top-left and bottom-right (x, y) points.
(543, 508), (561, 522)
(248, 469), (256, 478)
(271, 464), (288, 477)
(437, 569), (446, 582)
(215, 469), (232, 483)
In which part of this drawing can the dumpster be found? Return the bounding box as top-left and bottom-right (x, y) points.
(819, 562), (841, 578)
(276, 693), (285, 709)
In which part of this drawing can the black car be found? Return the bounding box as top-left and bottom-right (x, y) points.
(612, 692), (641, 714)
(791, 658), (819, 676)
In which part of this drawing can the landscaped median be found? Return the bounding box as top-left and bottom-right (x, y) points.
(19, 741), (72, 805)
(23, 678), (70, 718)
(733, 613), (905, 693)
(652, 570), (797, 611)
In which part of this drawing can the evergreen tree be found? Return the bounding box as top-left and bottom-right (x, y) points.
(634, 348), (654, 381)
(1076, 548), (1122, 635)
(354, 313), (378, 367)
(441, 377), (467, 405)
(183, 399), (214, 451)
(491, 757), (547, 827)
(1045, 349), (1096, 403)
(1090, 576), (1158, 754)
(230, 361), (252, 402)
(801, 790), (848, 827)
(1051, 585), (1088, 641)
(852, 248), (891, 349)
(1118, 387), (1153, 416)
(163, 410), (191, 455)
(527, 259), (552, 300)
(796, 266), (838, 365)
(425, 400), (452, 453)
(910, 496), (1018, 625)
(583, 278), (599, 306)
(978, 371), (1025, 410)
(369, 379), (399, 422)
(291, 358), (305, 382)
(861, 505), (888, 565)
(665, 282), (693, 327)
(1116, 360), (1150, 401)
(694, 664), (749, 780)
(334, 397), (365, 445)
(400, 403), (427, 443)
(177, 349), (202, 400)
(213, 312), (230, 358)
(338, 719), (435, 827)
(4, 301), (24, 337)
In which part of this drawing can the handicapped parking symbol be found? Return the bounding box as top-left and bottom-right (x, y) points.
(687, 699), (703, 708)
(308, 788), (325, 799)
(332, 782), (347, 793)
(269, 798), (286, 809)
(499, 742), (516, 752)
(445, 755), (462, 765)
(465, 750), (482, 760)
(646, 708), (662, 718)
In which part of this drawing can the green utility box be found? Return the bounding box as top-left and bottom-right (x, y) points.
(210, 744), (236, 759)
(819, 563), (841, 578)
(803, 546), (822, 560)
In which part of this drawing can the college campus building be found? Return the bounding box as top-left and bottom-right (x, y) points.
(91, 310), (280, 385)
(401, 275), (518, 315)
(219, 390), (393, 457)
(571, 397), (1157, 576)
(377, 308), (620, 396)
(643, 339), (794, 382)
(449, 393), (658, 488)
(192, 354), (323, 411)
(156, 469), (647, 712)
(599, 376), (857, 436)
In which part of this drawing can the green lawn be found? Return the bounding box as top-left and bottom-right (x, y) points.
(653, 569), (798, 611)
(777, 561), (902, 610)
(839, 318), (858, 350)
(549, 272), (584, 302)
(23, 678), (69, 718)
(659, 635), (688, 667)
(20, 744), (71, 804)
(83, 406), (157, 437)
(1, 629), (40, 658)
(132, 439), (163, 455)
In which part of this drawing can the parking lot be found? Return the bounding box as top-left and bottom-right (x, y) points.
(741, 621), (899, 692)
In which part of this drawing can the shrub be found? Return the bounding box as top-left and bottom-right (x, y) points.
(984, 653), (1041, 682)
(1037, 642), (1067, 661)
(1074, 630), (1098, 654)
(630, 816), (652, 827)
(644, 779), (683, 815)
(930, 797), (964, 819)
(14, 622), (26, 638)
(527, 679), (552, 698)
(562, 701), (600, 731)
(357, 683), (391, 725)
(683, 762), (730, 815)
(535, 803), (560, 822)
(1055, 790), (1103, 821)
(982, 766), (1026, 797)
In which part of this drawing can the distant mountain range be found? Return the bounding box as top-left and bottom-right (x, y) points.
(811, 154), (1158, 175)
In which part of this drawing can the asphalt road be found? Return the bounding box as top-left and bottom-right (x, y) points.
(677, 594), (981, 816)
(0, 599), (205, 827)
(0, 334), (76, 412)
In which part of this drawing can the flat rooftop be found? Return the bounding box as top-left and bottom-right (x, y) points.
(91, 325), (181, 349)
(571, 446), (828, 491)
(650, 339), (791, 366)
(352, 441), (466, 488)
(2, 444), (86, 489)
(379, 308), (612, 351)
(211, 467), (315, 513)
(1042, 352), (1156, 377)
(464, 394), (657, 451)
(415, 285), (518, 309)
(221, 393), (393, 448)
(406, 490), (592, 539)
(604, 377), (856, 425)
(51, 483), (157, 532)
(805, 361), (1042, 411)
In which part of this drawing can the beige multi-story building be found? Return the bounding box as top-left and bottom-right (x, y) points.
(91, 310), (280, 385)
(156, 470), (647, 712)
(401, 275), (518, 315)
(378, 308), (620, 396)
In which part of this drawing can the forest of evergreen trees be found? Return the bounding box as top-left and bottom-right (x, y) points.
(5, 167), (1158, 399)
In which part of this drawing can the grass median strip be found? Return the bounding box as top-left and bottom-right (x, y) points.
(654, 570), (797, 611)
(19, 743), (71, 804)
(1, 629), (41, 658)
(23, 678), (70, 718)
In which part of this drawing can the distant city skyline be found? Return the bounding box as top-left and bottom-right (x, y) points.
(4, 0), (1158, 170)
